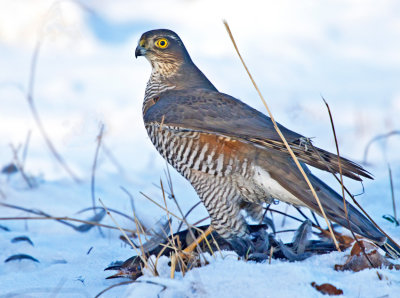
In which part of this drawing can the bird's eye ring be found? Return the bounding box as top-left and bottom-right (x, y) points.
(155, 38), (168, 49)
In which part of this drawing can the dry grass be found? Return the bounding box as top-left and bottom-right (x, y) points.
(99, 198), (155, 274)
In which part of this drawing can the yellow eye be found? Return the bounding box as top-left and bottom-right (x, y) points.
(155, 38), (168, 49)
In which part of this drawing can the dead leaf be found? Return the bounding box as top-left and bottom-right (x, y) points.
(315, 228), (355, 250)
(311, 282), (343, 296)
(335, 240), (400, 272)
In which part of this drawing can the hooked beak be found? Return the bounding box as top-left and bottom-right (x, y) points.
(135, 39), (147, 58)
(135, 45), (146, 58)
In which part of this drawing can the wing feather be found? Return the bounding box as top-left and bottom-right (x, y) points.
(144, 89), (371, 180)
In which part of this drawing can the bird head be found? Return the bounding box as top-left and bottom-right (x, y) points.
(135, 29), (192, 76)
(135, 29), (217, 91)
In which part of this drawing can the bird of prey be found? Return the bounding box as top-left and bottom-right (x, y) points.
(135, 29), (399, 257)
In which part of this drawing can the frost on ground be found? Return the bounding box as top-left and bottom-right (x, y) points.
(1, 1), (400, 297)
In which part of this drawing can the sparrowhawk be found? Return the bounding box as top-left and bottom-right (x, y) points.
(135, 29), (399, 257)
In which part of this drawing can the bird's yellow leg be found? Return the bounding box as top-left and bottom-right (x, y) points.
(183, 226), (213, 254)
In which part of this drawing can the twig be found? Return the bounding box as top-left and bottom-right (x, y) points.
(363, 130), (400, 164)
(269, 208), (323, 233)
(323, 98), (375, 268)
(163, 168), (206, 258)
(280, 204), (289, 227)
(294, 207), (313, 224)
(49, 277), (67, 298)
(140, 192), (184, 222)
(388, 164), (397, 221)
(275, 229), (297, 234)
(91, 124), (104, 213)
(192, 216), (210, 227)
(0, 187), (6, 199)
(77, 206), (135, 223)
(95, 280), (167, 298)
(223, 20), (340, 251)
(102, 143), (125, 175)
(123, 188), (157, 272)
(311, 211), (321, 228)
(158, 179), (188, 276)
(177, 201), (202, 233)
(170, 253), (177, 279)
(21, 130), (32, 167)
(0, 215), (131, 233)
(99, 199), (151, 271)
(9, 144), (34, 188)
(120, 187), (150, 239)
(269, 246), (274, 264)
(26, 39), (80, 183)
(159, 175), (204, 274)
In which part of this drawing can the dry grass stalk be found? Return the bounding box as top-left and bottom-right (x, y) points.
(0, 214), (134, 233)
(159, 115), (165, 132)
(162, 169), (213, 260)
(101, 143), (126, 176)
(154, 243), (170, 271)
(388, 164), (397, 221)
(176, 201), (202, 233)
(223, 20), (340, 251)
(131, 211), (155, 273)
(323, 99), (375, 267)
(95, 280), (167, 298)
(0, 188), (6, 199)
(78, 206), (135, 223)
(21, 130), (32, 167)
(91, 124), (104, 214)
(122, 187), (153, 259)
(269, 246), (274, 264)
(140, 176), (221, 275)
(141, 180), (189, 274)
(26, 40), (80, 183)
(159, 179), (184, 276)
(9, 143), (34, 188)
(140, 192), (184, 222)
(170, 253), (177, 279)
(160, 179), (175, 244)
(209, 231), (224, 258)
(363, 130), (400, 164)
(99, 199), (152, 273)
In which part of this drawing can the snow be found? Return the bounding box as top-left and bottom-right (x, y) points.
(0, 0), (400, 297)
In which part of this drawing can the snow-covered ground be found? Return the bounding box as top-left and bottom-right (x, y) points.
(0, 0), (399, 297)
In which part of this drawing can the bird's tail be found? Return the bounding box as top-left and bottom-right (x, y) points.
(382, 238), (400, 259)
(306, 174), (400, 259)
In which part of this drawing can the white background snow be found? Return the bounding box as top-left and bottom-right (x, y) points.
(0, 0), (400, 297)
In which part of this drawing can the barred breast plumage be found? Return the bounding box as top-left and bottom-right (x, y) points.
(144, 121), (275, 238)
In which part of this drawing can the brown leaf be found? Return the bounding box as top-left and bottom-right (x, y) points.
(349, 240), (377, 256)
(316, 228), (355, 250)
(311, 282), (343, 296)
(335, 240), (400, 272)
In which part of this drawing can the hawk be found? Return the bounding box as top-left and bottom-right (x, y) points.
(135, 29), (398, 256)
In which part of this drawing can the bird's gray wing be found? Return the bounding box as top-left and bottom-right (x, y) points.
(143, 89), (371, 180)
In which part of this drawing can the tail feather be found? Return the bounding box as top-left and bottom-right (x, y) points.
(307, 174), (386, 243)
(382, 238), (400, 259)
(250, 137), (373, 181)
